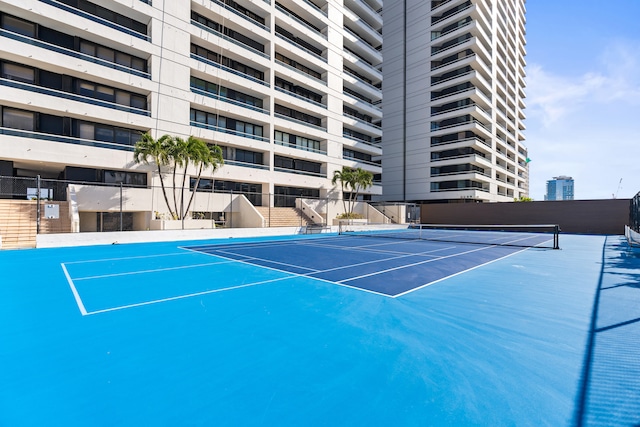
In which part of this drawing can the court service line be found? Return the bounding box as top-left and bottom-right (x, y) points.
(84, 275), (298, 316)
(63, 251), (203, 265)
(61, 263), (88, 316)
(214, 250), (321, 273)
(306, 246), (457, 275)
(72, 259), (237, 281)
(193, 249), (393, 298)
(393, 246), (531, 298)
(336, 244), (504, 284)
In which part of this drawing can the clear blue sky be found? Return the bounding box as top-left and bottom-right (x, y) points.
(525, 0), (640, 200)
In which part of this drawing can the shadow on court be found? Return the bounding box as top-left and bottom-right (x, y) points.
(574, 237), (640, 427)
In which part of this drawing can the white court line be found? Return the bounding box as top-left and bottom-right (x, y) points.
(291, 238), (448, 256)
(392, 246), (530, 298)
(72, 259), (237, 281)
(63, 251), (204, 265)
(61, 263), (87, 316)
(214, 250), (321, 273)
(307, 246), (457, 275)
(336, 244), (503, 284)
(192, 248), (393, 298)
(84, 275), (298, 316)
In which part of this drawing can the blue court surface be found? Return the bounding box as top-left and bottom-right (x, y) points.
(1, 232), (639, 426)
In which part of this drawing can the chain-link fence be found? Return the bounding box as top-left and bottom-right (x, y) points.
(631, 191), (640, 232)
(1, 175), (411, 234)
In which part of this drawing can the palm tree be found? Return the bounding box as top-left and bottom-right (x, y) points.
(332, 167), (374, 217)
(133, 133), (174, 218)
(348, 168), (373, 214)
(183, 138), (224, 216)
(332, 167), (354, 215)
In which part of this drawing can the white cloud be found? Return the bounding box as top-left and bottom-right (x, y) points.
(524, 40), (640, 200)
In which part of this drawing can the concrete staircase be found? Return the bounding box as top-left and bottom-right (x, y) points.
(0, 200), (71, 249)
(255, 206), (313, 227)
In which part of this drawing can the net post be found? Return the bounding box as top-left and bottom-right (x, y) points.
(553, 224), (560, 250)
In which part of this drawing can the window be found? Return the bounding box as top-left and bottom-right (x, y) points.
(1, 15), (35, 37)
(1, 63), (34, 83)
(2, 108), (34, 131)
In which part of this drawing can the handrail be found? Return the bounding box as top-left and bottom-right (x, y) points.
(1, 78), (150, 116)
(190, 121), (270, 143)
(191, 20), (269, 59)
(0, 29), (150, 78)
(191, 53), (269, 87)
(39, 0), (149, 41)
(210, 0), (268, 31)
(275, 86), (326, 109)
(274, 59), (327, 85)
(275, 33), (327, 63)
(0, 127), (135, 151)
(191, 87), (269, 115)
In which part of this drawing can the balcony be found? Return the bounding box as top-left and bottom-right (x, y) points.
(190, 121), (270, 143)
(1, 78), (150, 116)
(39, 0), (149, 41)
(210, 0), (269, 31)
(0, 29), (150, 79)
(0, 127), (135, 151)
(190, 53), (268, 87)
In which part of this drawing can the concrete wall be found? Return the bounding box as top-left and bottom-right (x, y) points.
(421, 199), (631, 235)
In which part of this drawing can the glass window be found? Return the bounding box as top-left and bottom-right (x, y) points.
(79, 82), (95, 97)
(95, 125), (114, 142)
(115, 128), (131, 145)
(2, 15), (35, 37)
(130, 95), (146, 110)
(78, 122), (94, 139)
(80, 42), (96, 56)
(2, 108), (34, 130)
(217, 116), (226, 128)
(97, 46), (115, 62)
(131, 57), (146, 72)
(96, 85), (114, 102)
(2, 63), (34, 83)
(115, 51), (131, 67)
(115, 91), (131, 106)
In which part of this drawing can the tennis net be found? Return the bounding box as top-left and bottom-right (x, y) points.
(338, 221), (560, 249)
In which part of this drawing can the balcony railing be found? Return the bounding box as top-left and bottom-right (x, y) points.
(223, 160), (269, 170)
(275, 33), (327, 63)
(275, 4), (327, 39)
(275, 86), (326, 109)
(0, 29), (150, 79)
(1, 78), (150, 116)
(0, 127), (135, 151)
(274, 59), (327, 85)
(210, 0), (268, 31)
(191, 53), (268, 87)
(190, 121), (270, 143)
(275, 140), (327, 155)
(191, 87), (269, 115)
(274, 167), (325, 178)
(39, 0), (149, 41)
(343, 113), (381, 129)
(274, 113), (326, 131)
(191, 20), (269, 59)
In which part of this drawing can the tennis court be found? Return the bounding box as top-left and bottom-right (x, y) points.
(1, 229), (639, 426)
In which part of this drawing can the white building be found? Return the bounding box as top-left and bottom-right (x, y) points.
(381, 0), (528, 203)
(0, 0), (382, 231)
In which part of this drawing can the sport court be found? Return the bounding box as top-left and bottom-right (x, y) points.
(1, 229), (639, 426)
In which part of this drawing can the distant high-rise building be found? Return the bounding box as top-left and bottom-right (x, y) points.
(545, 176), (574, 200)
(381, 0), (528, 203)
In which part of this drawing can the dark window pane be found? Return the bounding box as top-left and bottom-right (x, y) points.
(2, 108), (34, 130)
(2, 15), (35, 37)
(39, 113), (64, 134)
(2, 63), (35, 83)
(39, 70), (63, 90)
(95, 126), (114, 142)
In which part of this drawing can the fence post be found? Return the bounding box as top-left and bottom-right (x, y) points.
(120, 182), (123, 232)
(36, 175), (41, 234)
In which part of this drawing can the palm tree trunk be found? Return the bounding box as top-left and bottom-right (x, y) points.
(155, 164), (173, 218)
(172, 166), (179, 219)
(180, 165), (189, 220)
(185, 164), (203, 215)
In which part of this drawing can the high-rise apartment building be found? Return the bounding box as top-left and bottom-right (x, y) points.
(0, 0), (382, 230)
(545, 176), (574, 201)
(382, 0), (528, 203)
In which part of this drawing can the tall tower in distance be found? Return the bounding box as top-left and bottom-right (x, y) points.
(382, 0), (528, 203)
(545, 176), (575, 201)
